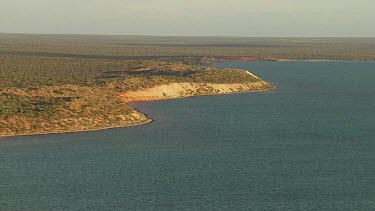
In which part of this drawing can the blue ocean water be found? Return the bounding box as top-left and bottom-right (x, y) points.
(1, 62), (375, 210)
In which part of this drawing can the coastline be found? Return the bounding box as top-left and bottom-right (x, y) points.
(215, 56), (373, 63)
(0, 117), (153, 138)
(0, 82), (276, 138)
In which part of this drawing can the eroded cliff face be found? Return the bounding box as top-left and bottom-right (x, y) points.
(121, 81), (273, 103)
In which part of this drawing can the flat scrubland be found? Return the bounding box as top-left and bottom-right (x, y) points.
(1, 34), (374, 136)
(1, 34), (375, 62)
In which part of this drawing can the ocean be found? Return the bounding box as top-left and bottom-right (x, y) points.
(1, 61), (375, 210)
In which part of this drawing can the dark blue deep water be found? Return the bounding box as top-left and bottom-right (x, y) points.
(1, 62), (375, 210)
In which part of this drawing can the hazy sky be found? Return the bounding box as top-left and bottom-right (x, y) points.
(1, 0), (374, 37)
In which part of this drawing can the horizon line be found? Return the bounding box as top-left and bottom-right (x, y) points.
(1, 32), (375, 39)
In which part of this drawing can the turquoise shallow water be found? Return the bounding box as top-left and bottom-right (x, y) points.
(1, 61), (375, 210)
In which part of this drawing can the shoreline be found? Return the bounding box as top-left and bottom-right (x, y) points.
(0, 117), (153, 139)
(212, 56), (375, 63)
(0, 84), (276, 139)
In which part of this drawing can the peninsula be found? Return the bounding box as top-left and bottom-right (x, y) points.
(0, 56), (274, 137)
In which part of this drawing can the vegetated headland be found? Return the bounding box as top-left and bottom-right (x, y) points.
(1, 34), (374, 137)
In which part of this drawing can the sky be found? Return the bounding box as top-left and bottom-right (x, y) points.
(0, 0), (374, 37)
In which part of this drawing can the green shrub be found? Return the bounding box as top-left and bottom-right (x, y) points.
(53, 90), (64, 94)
